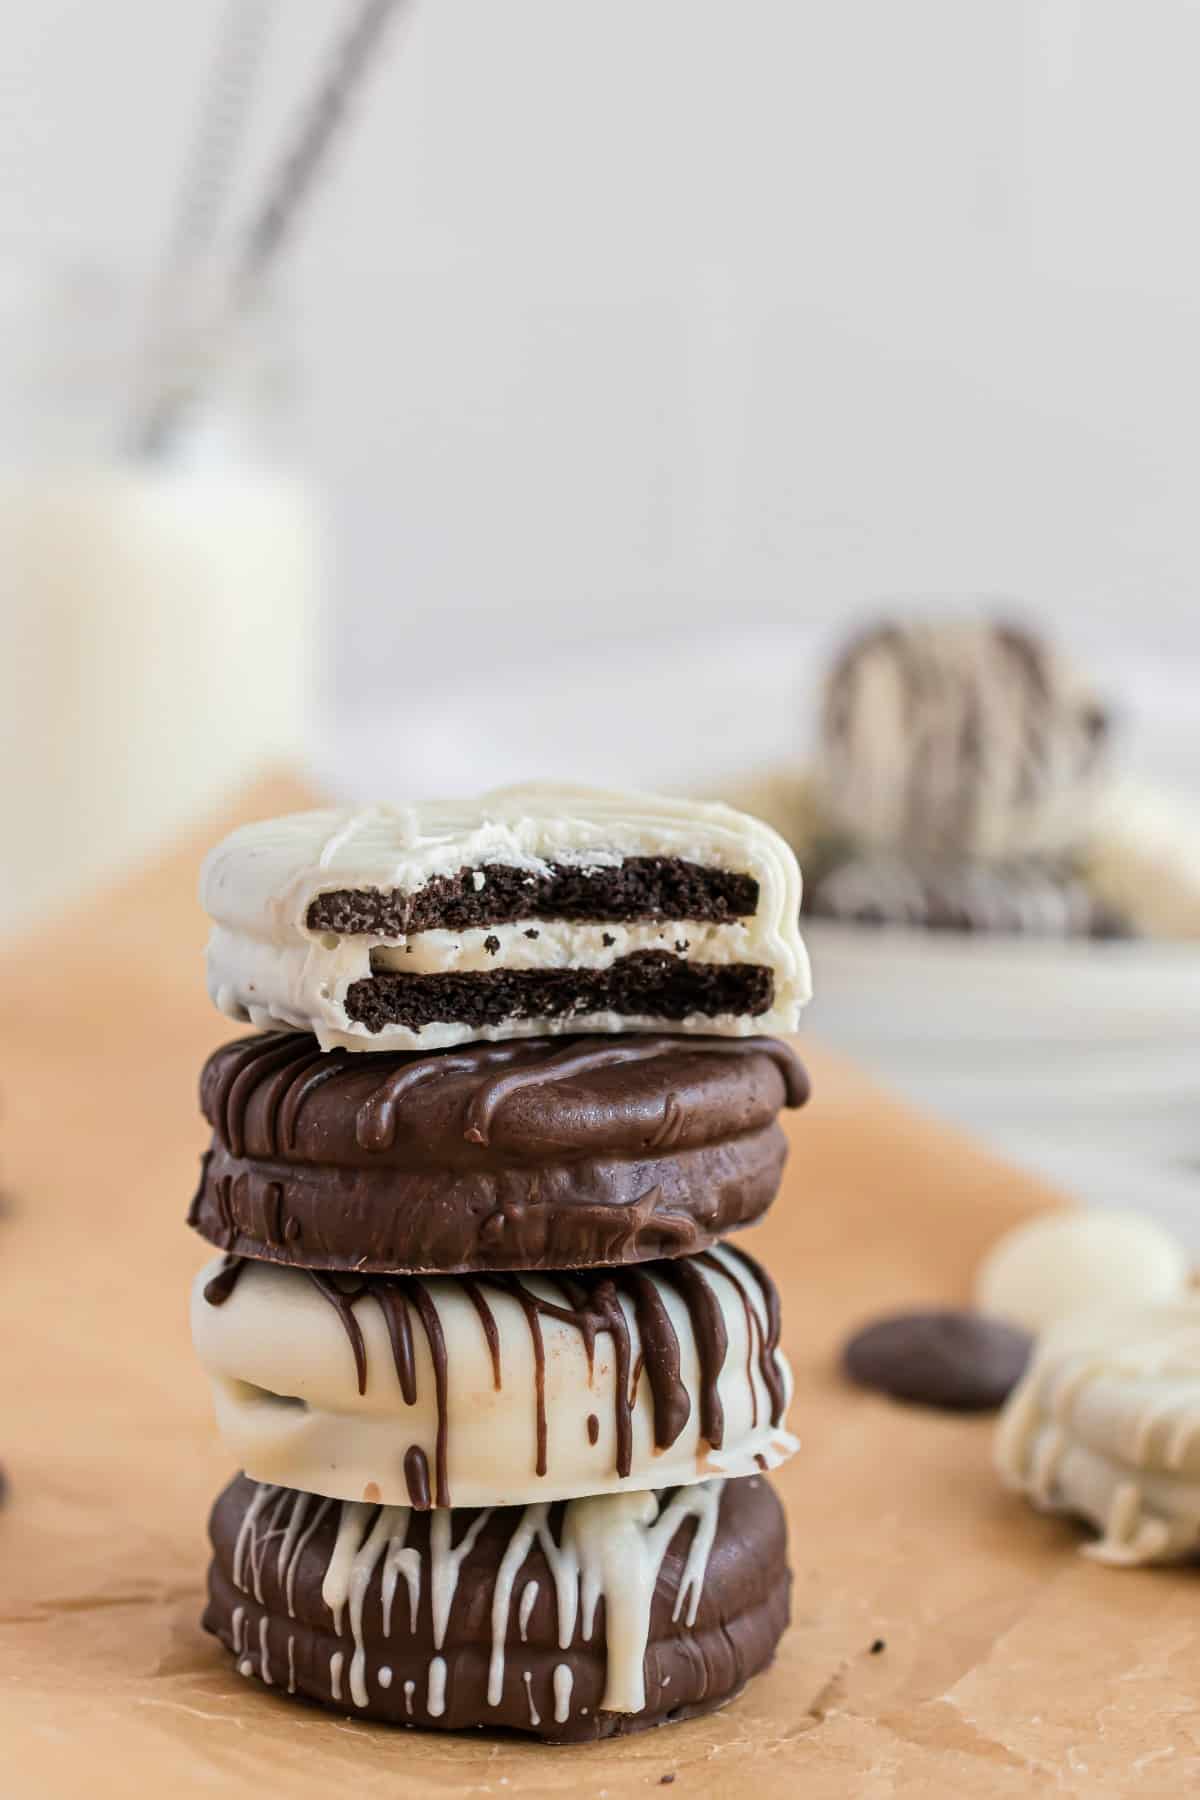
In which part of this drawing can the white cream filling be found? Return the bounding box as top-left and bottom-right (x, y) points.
(368, 917), (751, 977)
(192, 1250), (797, 1510)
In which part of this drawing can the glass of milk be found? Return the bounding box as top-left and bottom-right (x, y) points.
(0, 258), (321, 932)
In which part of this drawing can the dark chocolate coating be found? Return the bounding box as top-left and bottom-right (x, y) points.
(842, 1307), (1033, 1411)
(189, 1031), (808, 1274)
(344, 953), (774, 1034)
(306, 856), (760, 937)
(204, 1471), (790, 1743)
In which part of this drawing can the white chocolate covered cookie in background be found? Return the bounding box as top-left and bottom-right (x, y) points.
(996, 1301), (1200, 1564)
(974, 1209), (1190, 1335)
(201, 784), (811, 1053)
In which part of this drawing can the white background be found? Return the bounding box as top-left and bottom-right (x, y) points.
(5, 0), (1200, 766)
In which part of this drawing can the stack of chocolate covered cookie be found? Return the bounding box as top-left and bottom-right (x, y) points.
(189, 786), (811, 1743)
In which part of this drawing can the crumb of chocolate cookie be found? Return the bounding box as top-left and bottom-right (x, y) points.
(483, 934), (501, 956)
(869, 1638), (886, 1655)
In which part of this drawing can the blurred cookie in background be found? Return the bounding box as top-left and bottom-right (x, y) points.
(736, 609), (1198, 942)
(803, 614), (1127, 939)
(717, 611), (1200, 947)
(816, 616), (1112, 865)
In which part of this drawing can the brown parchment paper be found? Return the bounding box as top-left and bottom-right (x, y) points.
(3, 778), (1196, 1800)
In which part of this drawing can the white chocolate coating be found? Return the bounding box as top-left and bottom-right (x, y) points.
(200, 784), (810, 1051)
(191, 1247), (797, 1508)
(975, 1209), (1189, 1335)
(996, 1301), (1200, 1563)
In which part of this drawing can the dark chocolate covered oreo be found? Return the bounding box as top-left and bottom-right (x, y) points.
(204, 1470), (789, 1743)
(189, 1030), (807, 1274)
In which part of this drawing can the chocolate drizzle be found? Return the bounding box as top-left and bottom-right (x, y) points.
(626, 1272), (690, 1448)
(457, 1033), (808, 1147)
(201, 1029), (807, 1160)
(305, 1272), (370, 1394)
(720, 1242), (786, 1427)
(355, 1043), (527, 1152)
(300, 1272), (452, 1508)
(404, 1446), (431, 1510)
(462, 1280), (502, 1390)
(657, 1259), (728, 1448)
(504, 1277), (551, 1477)
(204, 1254), (247, 1306)
(405, 1283), (451, 1508)
(203, 1248), (787, 1502)
(205, 1032), (346, 1160)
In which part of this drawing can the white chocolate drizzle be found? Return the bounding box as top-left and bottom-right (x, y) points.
(429, 1509), (493, 1648)
(322, 1502), (419, 1708)
(996, 1301), (1200, 1564)
(427, 1655), (447, 1718)
(231, 1476), (724, 1719)
(230, 1480), (331, 1619)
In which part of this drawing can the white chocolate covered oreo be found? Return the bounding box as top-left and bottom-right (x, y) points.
(996, 1301), (1200, 1564)
(191, 1244), (797, 1509)
(200, 785), (810, 1052)
(975, 1209), (1189, 1335)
